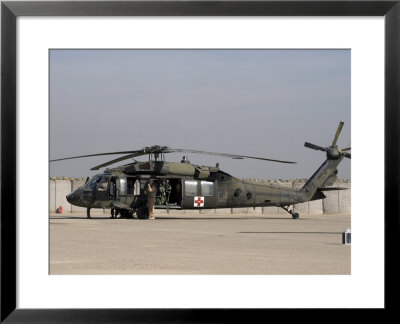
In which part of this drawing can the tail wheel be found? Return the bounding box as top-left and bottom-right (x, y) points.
(137, 206), (149, 219)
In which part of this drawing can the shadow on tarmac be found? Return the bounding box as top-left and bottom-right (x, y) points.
(156, 216), (295, 220)
(50, 216), (299, 221)
(49, 215), (307, 220)
(50, 216), (116, 220)
(239, 231), (341, 234)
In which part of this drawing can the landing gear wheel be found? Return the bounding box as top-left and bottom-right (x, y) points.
(110, 208), (115, 219)
(87, 208), (91, 219)
(280, 206), (300, 219)
(137, 206), (149, 219)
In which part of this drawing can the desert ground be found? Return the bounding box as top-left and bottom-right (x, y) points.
(50, 211), (350, 275)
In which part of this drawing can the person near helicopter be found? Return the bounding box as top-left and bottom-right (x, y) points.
(146, 180), (158, 220)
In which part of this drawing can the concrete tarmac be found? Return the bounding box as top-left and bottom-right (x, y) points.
(50, 211), (351, 275)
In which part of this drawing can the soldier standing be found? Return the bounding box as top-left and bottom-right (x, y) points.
(147, 181), (157, 220)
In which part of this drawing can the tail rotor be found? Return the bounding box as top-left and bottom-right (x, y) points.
(304, 122), (351, 160)
(331, 121), (344, 147)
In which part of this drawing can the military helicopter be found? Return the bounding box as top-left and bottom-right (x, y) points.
(50, 122), (350, 219)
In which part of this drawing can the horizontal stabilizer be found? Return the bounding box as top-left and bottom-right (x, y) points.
(310, 190), (326, 201)
(318, 187), (349, 191)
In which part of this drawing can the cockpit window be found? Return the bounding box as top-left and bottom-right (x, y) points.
(84, 174), (108, 190)
(97, 177), (109, 191)
(84, 175), (101, 189)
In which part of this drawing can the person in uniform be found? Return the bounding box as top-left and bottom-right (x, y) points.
(98, 179), (108, 191)
(147, 181), (157, 220)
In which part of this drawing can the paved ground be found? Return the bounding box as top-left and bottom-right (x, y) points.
(49, 211), (351, 275)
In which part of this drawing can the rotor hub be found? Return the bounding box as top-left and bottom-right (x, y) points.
(327, 147), (341, 160)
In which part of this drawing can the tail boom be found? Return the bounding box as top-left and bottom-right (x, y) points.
(298, 157), (344, 202)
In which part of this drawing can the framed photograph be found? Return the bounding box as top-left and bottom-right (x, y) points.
(1, 0), (398, 321)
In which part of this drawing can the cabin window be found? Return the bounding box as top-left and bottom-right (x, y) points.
(119, 178), (127, 195)
(184, 180), (198, 196)
(201, 181), (214, 196)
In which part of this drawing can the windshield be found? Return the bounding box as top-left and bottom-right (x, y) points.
(84, 175), (103, 190)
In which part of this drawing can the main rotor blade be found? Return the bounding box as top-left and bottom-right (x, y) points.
(170, 148), (296, 164)
(90, 152), (147, 170)
(331, 121), (344, 147)
(51, 145), (297, 170)
(342, 147), (351, 151)
(50, 150), (142, 163)
(343, 152), (351, 159)
(304, 142), (327, 152)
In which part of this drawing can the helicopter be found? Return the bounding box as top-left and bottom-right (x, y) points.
(50, 122), (350, 220)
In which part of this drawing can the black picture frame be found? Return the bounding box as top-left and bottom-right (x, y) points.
(1, 1), (398, 322)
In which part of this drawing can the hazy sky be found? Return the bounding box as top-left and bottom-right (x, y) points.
(50, 49), (351, 180)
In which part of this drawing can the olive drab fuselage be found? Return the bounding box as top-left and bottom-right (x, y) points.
(62, 122), (350, 219)
(66, 156), (343, 212)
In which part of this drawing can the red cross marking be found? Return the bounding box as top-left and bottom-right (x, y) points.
(194, 197), (204, 207)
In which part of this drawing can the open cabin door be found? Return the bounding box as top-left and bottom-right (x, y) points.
(154, 178), (183, 210)
(109, 176), (119, 201)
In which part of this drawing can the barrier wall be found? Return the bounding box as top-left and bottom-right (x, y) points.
(322, 181), (340, 214)
(55, 178), (72, 213)
(49, 179), (56, 213)
(339, 182), (351, 214)
(49, 178), (351, 215)
(262, 206), (280, 214)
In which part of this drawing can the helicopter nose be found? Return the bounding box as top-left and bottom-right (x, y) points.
(66, 189), (94, 207)
(66, 190), (85, 206)
(66, 192), (77, 204)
